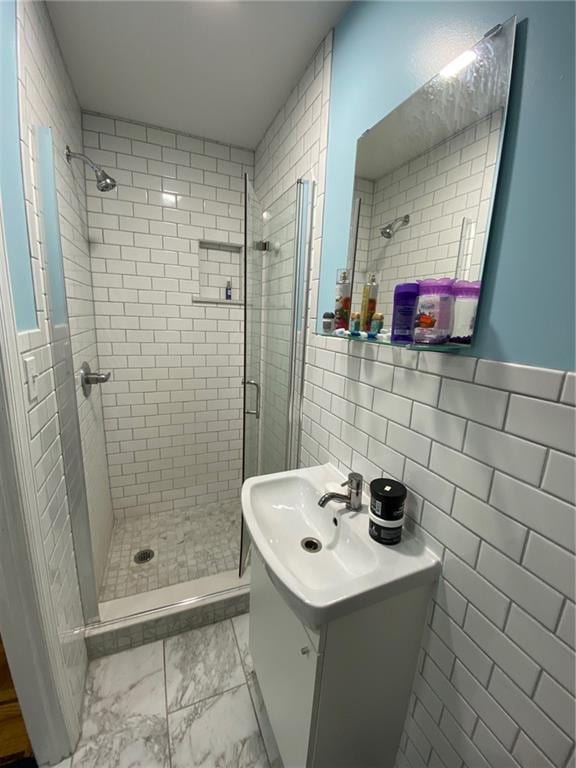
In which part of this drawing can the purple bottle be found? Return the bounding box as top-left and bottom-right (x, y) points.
(391, 283), (420, 344)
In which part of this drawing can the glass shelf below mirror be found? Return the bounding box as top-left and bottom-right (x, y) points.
(318, 331), (465, 353)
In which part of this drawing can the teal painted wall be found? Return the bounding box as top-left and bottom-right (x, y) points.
(320, 2), (575, 370)
(0, 0), (38, 330)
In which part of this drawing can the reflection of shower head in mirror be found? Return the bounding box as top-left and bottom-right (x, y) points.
(380, 214), (410, 239)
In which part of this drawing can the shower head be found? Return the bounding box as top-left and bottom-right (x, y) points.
(380, 214), (410, 239)
(65, 145), (117, 192)
(95, 168), (117, 192)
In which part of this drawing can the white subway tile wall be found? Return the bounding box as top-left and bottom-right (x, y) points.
(352, 110), (502, 322)
(16, 0), (92, 715)
(254, 33), (332, 474)
(259, 186), (300, 475)
(84, 114), (254, 519)
(301, 336), (575, 768)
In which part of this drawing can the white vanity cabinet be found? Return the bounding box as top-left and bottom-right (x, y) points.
(250, 549), (434, 768)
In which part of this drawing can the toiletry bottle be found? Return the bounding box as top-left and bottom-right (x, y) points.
(322, 312), (335, 334)
(225, 280), (232, 300)
(369, 312), (384, 337)
(334, 269), (351, 330)
(391, 282), (419, 344)
(449, 280), (480, 344)
(414, 278), (454, 344)
(368, 478), (407, 546)
(350, 312), (361, 335)
(360, 273), (378, 331)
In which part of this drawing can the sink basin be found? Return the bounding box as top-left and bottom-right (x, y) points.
(241, 463), (441, 627)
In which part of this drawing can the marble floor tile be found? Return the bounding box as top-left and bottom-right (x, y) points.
(232, 612), (253, 673)
(79, 640), (165, 742)
(169, 684), (268, 768)
(72, 715), (169, 768)
(165, 619), (245, 712)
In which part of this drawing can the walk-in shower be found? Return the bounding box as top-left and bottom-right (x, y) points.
(38, 125), (313, 645)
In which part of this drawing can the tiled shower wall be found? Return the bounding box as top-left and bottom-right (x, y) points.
(83, 114), (254, 518)
(15, 0), (92, 721)
(17, 4), (113, 594)
(254, 33), (332, 471)
(252, 23), (576, 768)
(354, 110), (501, 321)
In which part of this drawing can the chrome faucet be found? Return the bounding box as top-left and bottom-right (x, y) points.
(318, 472), (363, 511)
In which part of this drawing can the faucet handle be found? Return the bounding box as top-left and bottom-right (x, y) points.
(341, 472), (363, 491)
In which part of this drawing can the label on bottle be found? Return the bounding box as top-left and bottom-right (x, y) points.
(391, 303), (417, 342)
(414, 295), (454, 343)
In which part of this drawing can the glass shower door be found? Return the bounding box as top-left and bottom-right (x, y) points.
(240, 175), (313, 576)
(239, 176), (264, 575)
(242, 176), (264, 482)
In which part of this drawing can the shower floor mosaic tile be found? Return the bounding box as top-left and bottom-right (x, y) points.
(99, 499), (241, 602)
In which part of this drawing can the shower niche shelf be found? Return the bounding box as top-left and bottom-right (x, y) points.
(198, 240), (242, 303)
(192, 296), (244, 307)
(318, 332), (464, 353)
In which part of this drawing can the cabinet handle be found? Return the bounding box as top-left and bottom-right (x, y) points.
(300, 646), (310, 656)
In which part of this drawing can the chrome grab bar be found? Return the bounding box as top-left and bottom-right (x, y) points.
(243, 379), (261, 419)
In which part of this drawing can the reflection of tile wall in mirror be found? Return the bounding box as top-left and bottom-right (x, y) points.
(353, 109), (502, 326)
(335, 17), (517, 344)
(351, 178), (374, 308)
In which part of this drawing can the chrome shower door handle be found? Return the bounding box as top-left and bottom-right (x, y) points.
(243, 379), (261, 419)
(80, 361), (111, 398)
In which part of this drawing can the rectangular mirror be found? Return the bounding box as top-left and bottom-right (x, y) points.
(327, 16), (516, 349)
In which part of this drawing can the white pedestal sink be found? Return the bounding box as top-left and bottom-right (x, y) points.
(242, 463), (441, 768)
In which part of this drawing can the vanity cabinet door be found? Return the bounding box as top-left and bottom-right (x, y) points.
(250, 550), (319, 768)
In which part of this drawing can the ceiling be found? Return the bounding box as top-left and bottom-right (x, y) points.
(47, 1), (347, 149)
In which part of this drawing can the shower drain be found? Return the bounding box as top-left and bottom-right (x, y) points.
(134, 548), (155, 564)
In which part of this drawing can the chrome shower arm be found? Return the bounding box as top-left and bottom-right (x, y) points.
(380, 214), (410, 239)
(65, 145), (99, 173)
